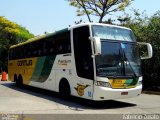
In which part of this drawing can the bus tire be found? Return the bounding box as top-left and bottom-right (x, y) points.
(16, 75), (23, 87)
(59, 79), (71, 99)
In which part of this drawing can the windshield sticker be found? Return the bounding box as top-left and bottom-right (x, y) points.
(75, 84), (90, 96)
(121, 43), (125, 49)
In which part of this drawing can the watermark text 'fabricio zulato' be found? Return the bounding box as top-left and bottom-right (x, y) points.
(123, 114), (159, 120)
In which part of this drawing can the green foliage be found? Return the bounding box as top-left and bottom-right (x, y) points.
(0, 16), (34, 71)
(67, 0), (133, 22)
(121, 10), (160, 91)
(144, 12), (160, 91)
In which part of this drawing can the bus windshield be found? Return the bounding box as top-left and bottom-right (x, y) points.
(92, 25), (141, 78)
(95, 41), (142, 78)
(92, 25), (136, 42)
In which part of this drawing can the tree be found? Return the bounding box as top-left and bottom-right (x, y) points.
(67, 0), (133, 23)
(0, 16), (34, 71)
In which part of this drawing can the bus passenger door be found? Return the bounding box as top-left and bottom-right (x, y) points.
(73, 26), (94, 99)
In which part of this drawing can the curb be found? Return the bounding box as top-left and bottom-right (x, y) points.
(142, 91), (160, 95)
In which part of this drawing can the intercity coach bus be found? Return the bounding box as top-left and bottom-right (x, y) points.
(8, 23), (153, 101)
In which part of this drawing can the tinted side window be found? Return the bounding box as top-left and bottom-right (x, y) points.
(9, 31), (71, 60)
(56, 31), (71, 54)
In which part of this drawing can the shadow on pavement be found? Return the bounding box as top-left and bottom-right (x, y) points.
(1, 82), (136, 110)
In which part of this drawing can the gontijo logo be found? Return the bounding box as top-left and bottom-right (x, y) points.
(17, 60), (32, 66)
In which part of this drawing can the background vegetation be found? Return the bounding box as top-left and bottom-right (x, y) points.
(0, 16), (34, 72)
(67, 0), (133, 23)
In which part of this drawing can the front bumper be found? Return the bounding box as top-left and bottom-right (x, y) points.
(92, 85), (142, 101)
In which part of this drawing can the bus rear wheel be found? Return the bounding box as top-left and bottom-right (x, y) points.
(59, 79), (71, 99)
(16, 75), (23, 87)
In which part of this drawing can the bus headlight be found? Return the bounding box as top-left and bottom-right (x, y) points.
(137, 80), (142, 86)
(94, 81), (111, 88)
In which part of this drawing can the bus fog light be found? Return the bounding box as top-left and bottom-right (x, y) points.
(95, 81), (111, 88)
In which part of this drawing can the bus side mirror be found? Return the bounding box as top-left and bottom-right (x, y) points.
(137, 42), (153, 60)
(89, 37), (101, 55)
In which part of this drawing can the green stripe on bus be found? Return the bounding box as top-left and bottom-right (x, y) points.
(30, 56), (46, 82)
(30, 55), (56, 83)
(39, 55), (56, 82)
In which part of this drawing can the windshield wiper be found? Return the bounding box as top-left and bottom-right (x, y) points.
(123, 51), (137, 78)
(113, 49), (123, 78)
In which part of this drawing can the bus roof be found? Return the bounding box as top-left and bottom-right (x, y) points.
(10, 23), (131, 49)
(69, 22), (131, 30)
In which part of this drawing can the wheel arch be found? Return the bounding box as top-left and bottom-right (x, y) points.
(59, 77), (71, 95)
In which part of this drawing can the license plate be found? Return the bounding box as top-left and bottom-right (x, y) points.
(121, 92), (128, 95)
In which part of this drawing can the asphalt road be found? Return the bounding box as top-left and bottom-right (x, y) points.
(0, 80), (160, 120)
